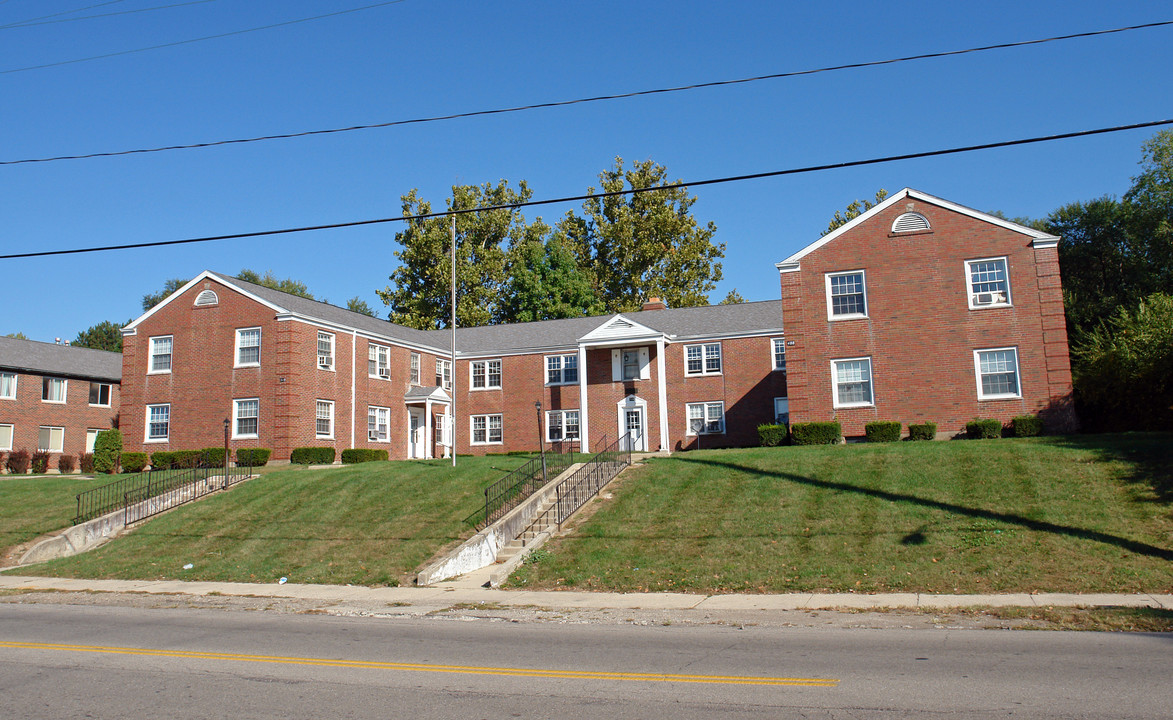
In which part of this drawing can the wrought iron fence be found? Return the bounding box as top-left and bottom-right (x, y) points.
(465, 441), (577, 529)
(73, 457), (254, 526)
(552, 433), (631, 525)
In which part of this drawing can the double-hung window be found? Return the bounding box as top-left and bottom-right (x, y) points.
(89, 382), (111, 407)
(42, 377), (67, 403)
(546, 410), (580, 442)
(146, 404), (170, 442)
(368, 343), (390, 378)
(149, 335), (173, 373)
(410, 353), (420, 385)
(772, 338), (787, 373)
(974, 348), (1021, 399)
(0, 423), (12, 451)
(235, 328), (261, 367)
(966, 257), (1012, 308)
(471, 414), (503, 445)
(685, 343), (722, 376)
(622, 349), (641, 380)
(546, 354), (578, 385)
(832, 357), (874, 407)
(367, 406), (389, 442)
(317, 332), (334, 370)
(86, 429), (101, 453)
(0, 372), (16, 399)
(315, 400), (334, 439)
(37, 426), (64, 453)
(471, 359), (502, 389)
(826, 271), (868, 320)
(233, 398), (259, 438)
(686, 402), (725, 435)
(435, 359), (452, 390)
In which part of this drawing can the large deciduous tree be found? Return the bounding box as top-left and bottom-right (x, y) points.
(501, 231), (603, 323)
(822, 189), (889, 236)
(142, 278), (188, 311)
(74, 320), (129, 352)
(236, 269), (314, 299)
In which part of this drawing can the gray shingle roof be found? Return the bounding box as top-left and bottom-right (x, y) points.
(0, 336), (122, 382)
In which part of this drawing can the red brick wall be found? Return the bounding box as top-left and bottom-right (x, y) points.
(0, 370), (119, 467)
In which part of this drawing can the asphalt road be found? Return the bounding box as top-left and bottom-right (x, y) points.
(1, 604), (1170, 719)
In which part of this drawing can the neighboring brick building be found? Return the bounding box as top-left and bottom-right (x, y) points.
(776, 188), (1076, 437)
(0, 336), (121, 468)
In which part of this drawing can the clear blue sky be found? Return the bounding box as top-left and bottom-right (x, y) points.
(2, 0), (1170, 342)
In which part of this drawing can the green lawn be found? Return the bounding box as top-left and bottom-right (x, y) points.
(0, 474), (118, 553)
(8, 457), (528, 586)
(509, 434), (1173, 594)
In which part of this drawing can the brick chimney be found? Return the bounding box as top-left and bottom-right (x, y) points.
(641, 297), (668, 312)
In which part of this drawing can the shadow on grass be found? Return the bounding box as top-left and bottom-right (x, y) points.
(1042, 433), (1173, 505)
(674, 453), (1173, 562)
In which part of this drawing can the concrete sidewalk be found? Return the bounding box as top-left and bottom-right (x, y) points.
(3, 574), (1169, 611)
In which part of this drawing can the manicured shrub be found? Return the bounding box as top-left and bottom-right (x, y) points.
(907, 422), (937, 441)
(1011, 415), (1043, 437)
(57, 455), (77, 474)
(341, 448), (389, 464)
(966, 419), (1003, 439)
(121, 452), (148, 473)
(790, 421), (842, 445)
(757, 424), (788, 447)
(864, 421), (901, 443)
(93, 429), (122, 474)
(173, 450), (203, 468)
(290, 446), (336, 465)
(150, 451), (176, 469)
(6, 449), (30, 474)
(30, 450), (50, 474)
(78, 452), (95, 474)
(0, 451), (5, 472)
(236, 448), (271, 467)
(200, 448), (226, 468)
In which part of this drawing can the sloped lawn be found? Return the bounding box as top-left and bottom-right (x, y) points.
(0, 474), (114, 557)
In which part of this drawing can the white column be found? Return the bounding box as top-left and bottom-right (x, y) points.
(424, 399), (433, 459)
(656, 337), (669, 452)
(577, 344), (589, 453)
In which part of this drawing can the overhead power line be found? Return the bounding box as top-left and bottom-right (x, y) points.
(3, 19), (1171, 166)
(3, 118), (1170, 261)
(0, 1), (215, 30)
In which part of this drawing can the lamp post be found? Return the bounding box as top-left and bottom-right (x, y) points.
(535, 400), (547, 483)
(223, 418), (230, 489)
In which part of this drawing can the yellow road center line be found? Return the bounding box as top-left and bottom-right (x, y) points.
(1, 640), (838, 687)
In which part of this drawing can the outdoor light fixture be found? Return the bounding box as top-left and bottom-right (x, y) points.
(535, 400), (547, 482)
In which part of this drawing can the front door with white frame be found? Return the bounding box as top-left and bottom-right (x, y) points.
(618, 396), (648, 452)
(408, 409), (425, 459)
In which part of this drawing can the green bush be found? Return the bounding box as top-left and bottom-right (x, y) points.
(1011, 415), (1043, 437)
(341, 448), (389, 464)
(290, 447), (336, 465)
(150, 451), (176, 469)
(907, 422), (937, 441)
(78, 452), (95, 473)
(92, 429), (122, 474)
(864, 421), (901, 443)
(200, 447), (227, 468)
(966, 419), (1003, 439)
(121, 452), (148, 473)
(6, 449), (30, 474)
(30, 450), (50, 474)
(58, 455), (77, 473)
(236, 448), (271, 467)
(790, 421), (841, 445)
(174, 450), (203, 468)
(757, 424), (788, 447)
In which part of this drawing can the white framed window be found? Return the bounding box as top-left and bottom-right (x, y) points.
(315, 400), (334, 439)
(146, 404), (170, 442)
(772, 338), (787, 372)
(435, 358), (452, 390)
(832, 357), (874, 408)
(826, 270), (868, 320)
(546, 410), (580, 442)
(546, 354), (578, 385)
(684, 343), (722, 376)
(774, 397), (790, 425)
(471, 359), (502, 390)
(622, 349), (641, 380)
(368, 343), (390, 379)
(89, 382), (111, 407)
(85, 428), (101, 454)
(317, 331), (335, 370)
(42, 377), (67, 403)
(0, 423), (12, 451)
(410, 353), (420, 385)
(471, 414), (503, 445)
(612, 346), (651, 382)
(686, 402), (725, 435)
(235, 327), (261, 367)
(367, 405), (390, 442)
(966, 257), (1012, 309)
(149, 335), (173, 374)
(436, 413), (453, 447)
(37, 426), (64, 453)
(0, 372), (16, 399)
(974, 348), (1021, 400)
(233, 398), (259, 438)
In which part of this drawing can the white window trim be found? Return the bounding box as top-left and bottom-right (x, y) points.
(0, 423), (13, 451)
(684, 343), (722, 377)
(831, 356), (875, 409)
(317, 331), (335, 371)
(232, 398), (260, 439)
(974, 347), (1023, 400)
(85, 428), (101, 454)
(0, 372), (16, 400)
(771, 338), (787, 373)
(37, 426), (65, 453)
(470, 359), (503, 390)
(145, 403), (170, 443)
(89, 382), (112, 408)
(41, 377), (67, 404)
(369, 343), (390, 380)
(825, 270), (869, 321)
(774, 397), (790, 425)
(545, 409), (581, 442)
(234, 327), (262, 368)
(410, 353), (421, 385)
(435, 358), (452, 390)
(685, 401), (726, 435)
(965, 256), (1013, 310)
(470, 413), (504, 445)
(368, 405), (390, 443)
(545, 354), (579, 386)
(612, 347), (651, 382)
(148, 335), (173, 375)
(315, 399), (335, 440)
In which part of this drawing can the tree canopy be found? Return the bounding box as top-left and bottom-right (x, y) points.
(237, 269), (314, 299)
(73, 320), (128, 352)
(142, 278), (188, 311)
(346, 297), (377, 317)
(822, 189), (889, 236)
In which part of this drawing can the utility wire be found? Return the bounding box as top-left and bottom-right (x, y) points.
(0, 1), (214, 30)
(0, 0), (408, 75)
(3, 118), (1170, 261)
(3, 0), (126, 28)
(3, 20), (1171, 167)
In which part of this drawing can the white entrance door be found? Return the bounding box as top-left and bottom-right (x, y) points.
(623, 406), (646, 452)
(408, 409), (425, 459)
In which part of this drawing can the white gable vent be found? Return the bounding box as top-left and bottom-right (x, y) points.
(194, 289), (219, 306)
(892, 212), (930, 233)
(611, 319), (633, 330)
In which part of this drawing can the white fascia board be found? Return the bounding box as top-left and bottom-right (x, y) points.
(274, 312), (447, 355)
(577, 314), (665, 345)
(458, 345), (577, 360)
(671, 328), (785, 343)
(577, 334), (666, 350)
(777, 189), (914, 266)
(124, 271), (288, 333)
(903, 189), (1058, 240)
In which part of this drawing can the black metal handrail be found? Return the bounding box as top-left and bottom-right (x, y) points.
(552, 432), (631, 526)
(73, 457), (254, 526)
(465, 441), (577, 529)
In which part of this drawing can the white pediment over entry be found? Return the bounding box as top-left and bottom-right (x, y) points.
(578, 314), (664, 345)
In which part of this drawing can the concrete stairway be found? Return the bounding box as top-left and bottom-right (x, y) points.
(493, 495), (557, 566)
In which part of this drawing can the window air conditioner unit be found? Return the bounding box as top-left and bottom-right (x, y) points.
(974, 292), (996, 305)
(318, 357), (331, 368)
(378, 369), (390, 378)
(368, 431), (380, 441)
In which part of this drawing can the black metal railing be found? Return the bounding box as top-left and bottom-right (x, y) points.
(465, 441), (577, 529)
(551, 432), (631, 525)
(73, 458), (254, 526)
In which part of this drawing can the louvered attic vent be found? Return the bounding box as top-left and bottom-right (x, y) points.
(194, 289), (219, 306)
(892, 212), (931, 233)
(611, 319), (633, 329)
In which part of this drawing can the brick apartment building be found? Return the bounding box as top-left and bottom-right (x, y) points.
(116, 188), (1074, 463)
(0, 336), (122, 466)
